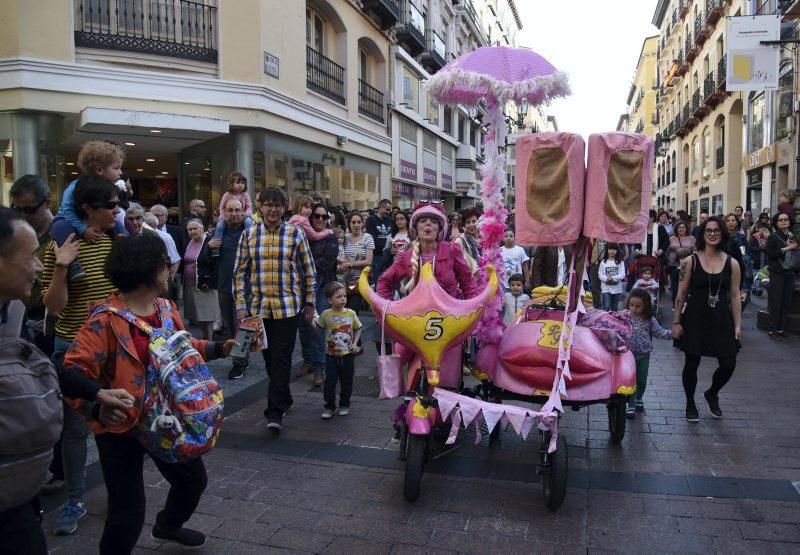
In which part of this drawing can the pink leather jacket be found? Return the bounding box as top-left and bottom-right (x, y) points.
(377, 241), (480, 300)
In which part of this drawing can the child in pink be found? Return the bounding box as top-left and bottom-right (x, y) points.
(289, 194), (333, 241)
(633, 266), (660, 303)
(214, 171), (253, 240)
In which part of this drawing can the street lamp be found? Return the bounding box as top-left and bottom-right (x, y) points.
(657, 134), (671, 157)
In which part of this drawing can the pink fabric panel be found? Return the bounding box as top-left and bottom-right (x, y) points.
(584, 133), (654, 243)
(514, 132), (586, 247)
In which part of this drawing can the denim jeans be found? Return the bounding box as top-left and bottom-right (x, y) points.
(297, 287), (329, 375)
(601, 292), (621, 312)
(54, 336), (90, 501)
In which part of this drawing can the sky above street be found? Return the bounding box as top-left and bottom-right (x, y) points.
(517, 0), (660, 139)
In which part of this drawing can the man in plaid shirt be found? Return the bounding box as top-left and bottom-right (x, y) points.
(234, 187), (316, 433)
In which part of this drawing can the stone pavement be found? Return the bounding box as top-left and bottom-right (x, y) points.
(43, 299), (800, 553)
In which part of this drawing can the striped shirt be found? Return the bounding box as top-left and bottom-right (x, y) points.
(40, 235), (115, 340)
(234, 221), (316, 319)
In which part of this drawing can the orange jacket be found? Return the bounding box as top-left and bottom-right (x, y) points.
(64, 292), (216, 435)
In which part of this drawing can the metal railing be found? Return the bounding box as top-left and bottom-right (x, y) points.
(718, 54), (727, 86)
(358, 79), (384, 123)
(74, 0), (217, 62)
(704, 72), (715, 99)
(692, 89), (701, 112)
(716, 145), (724, 170)
(306, 46), (345, 105)
(694, 12), (706, 40)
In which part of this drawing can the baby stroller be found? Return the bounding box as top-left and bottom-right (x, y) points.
(630, 254), (662, 319)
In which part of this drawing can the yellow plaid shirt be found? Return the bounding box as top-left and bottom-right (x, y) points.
(234, 221), (316, 319)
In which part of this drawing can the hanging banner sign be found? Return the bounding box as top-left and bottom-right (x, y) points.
(726, 15), (780, 91)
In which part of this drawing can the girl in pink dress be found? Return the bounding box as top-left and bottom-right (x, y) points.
(288, 195), (333, 241)
(213, 171), (253, 240)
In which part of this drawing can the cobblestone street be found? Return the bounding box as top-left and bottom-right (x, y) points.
(41, 297), (800, 553)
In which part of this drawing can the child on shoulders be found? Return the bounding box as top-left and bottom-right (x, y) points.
(214, 172), (253, 240)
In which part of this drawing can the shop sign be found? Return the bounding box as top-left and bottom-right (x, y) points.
(414, 187), (439, 201)
(743, 144), (776, 171)
(423, 167), (437, 186)
(699, 185), (710, 196)
(400, 159), (417, 181)
(392, 181), (414, 197)
(264, 51), (280, 79)
(441, 174), (453, 190)
(726, 15), (780, 91)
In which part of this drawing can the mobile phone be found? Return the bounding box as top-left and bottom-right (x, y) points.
(229, 328), (254, 359)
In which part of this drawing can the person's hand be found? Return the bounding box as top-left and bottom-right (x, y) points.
(98, 404), (129, 426)
(82, 227), (102, 243)
(221, 338), (239, 358)
(740, 291), (747, 302)
(634, 249), (642, 255)
(208, 238), (222, 248)
(656, 249), (663, 256)
(54, 234), (81, 266)
(95, 389), (134, 411)
(303, 304), (315, 323)
(672, 323), (683, 338)
(786, 241), (798, 251)
(236, 309), (248, 322)
(734, 326), (741, 341)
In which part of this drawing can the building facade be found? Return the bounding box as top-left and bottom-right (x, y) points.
(740, 0), (796, 215)
(651, 0), (747, 221)
(389, 0), (524, 212)
(0, 0), (396, 213)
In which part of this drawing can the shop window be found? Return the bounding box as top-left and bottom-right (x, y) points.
(748, 91), (765, 153)
(712, 194), (724, 216)
(776, 61), (793, 141)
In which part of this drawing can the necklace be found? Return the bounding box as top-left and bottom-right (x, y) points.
(706, 259), (723, 308)
(119, 292), (154, 315)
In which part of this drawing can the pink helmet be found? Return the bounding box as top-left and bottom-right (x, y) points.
(410, 202), (448, 241)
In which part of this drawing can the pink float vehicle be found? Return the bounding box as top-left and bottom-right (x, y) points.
(360, 46), (653, 511)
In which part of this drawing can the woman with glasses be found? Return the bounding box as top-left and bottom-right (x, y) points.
(673, 216), (742, 423)
(298, 204), (340, 386)
(39, 175), (122, 536)
(383, 210), (411, 270)
(766, 212), (798, 339)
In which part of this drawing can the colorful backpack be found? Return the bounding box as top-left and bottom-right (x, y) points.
(93, 299), (223, 463)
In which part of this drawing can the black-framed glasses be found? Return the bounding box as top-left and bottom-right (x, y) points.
(777, 217), (790, 222)
(311, 213), (330, 220)
(704, 229), (722, 236)
(10, 198), (47, 215)
(93, 200), (120, 210)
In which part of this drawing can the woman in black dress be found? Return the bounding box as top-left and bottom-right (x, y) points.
(765, 212), (799, 339)
(673, 216), (742, 422)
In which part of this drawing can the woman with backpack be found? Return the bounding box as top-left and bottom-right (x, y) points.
(63, 233), (236, 554)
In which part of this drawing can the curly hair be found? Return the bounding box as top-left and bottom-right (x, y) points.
(77, 141), (124, 176)
(105, 233), (168, 293)
(227, 171), (247, 192)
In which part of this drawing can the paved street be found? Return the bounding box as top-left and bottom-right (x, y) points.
(43, 298), (800, 553)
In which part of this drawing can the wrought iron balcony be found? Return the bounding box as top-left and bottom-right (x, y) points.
(706, 0), (725, 26)
(74, 0), (217, 63)
(396, 0), (425, 56)
(704, 72), (716, 101)
(685, 34), (696, 63)
(695, 12), (708, 43)
(362, 0), (399, 30)
(717, 54), (727, 90)
(421, 29), (447, 73)
(679, 0), (691, 20)
(358, 79), (385, 123)
(716, 145), (724, 170)
(457, 0), (488, 46)
(306, 46), (345, 105)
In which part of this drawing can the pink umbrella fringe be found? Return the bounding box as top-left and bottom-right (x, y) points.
(426, 67), (571, 106)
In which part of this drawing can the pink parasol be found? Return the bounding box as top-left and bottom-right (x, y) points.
(426, 46), (570, 346)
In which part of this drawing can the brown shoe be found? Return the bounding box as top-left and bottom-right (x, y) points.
(298, 364), (313, 375)
(313, 373), (325, 387)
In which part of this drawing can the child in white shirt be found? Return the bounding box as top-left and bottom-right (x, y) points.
(599, 242), (626, 311)
(502, 274), (531, 325)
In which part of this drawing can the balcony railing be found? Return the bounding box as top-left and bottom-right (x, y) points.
(695, 12), (707, 43)
(704, 72), (715, 100)
(706, 0), (725, 26)
(397, 0), (425, 56)
(421, 29), (446, 72)
(74, 0), (217, 63)
(358, 79), (384, 123)
(718, 54), (727, 89)
(306, 46), (345, 105)
(716, 145), (724, 170)
(361, 0), (399, 30)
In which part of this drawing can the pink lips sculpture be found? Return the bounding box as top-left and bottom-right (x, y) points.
(359, 263), (498, 387)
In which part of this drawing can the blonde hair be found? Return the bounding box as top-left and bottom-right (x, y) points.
(779, 188), (796, 204)
(77, 141), (124, 176)
(293, 194), (314, 215)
